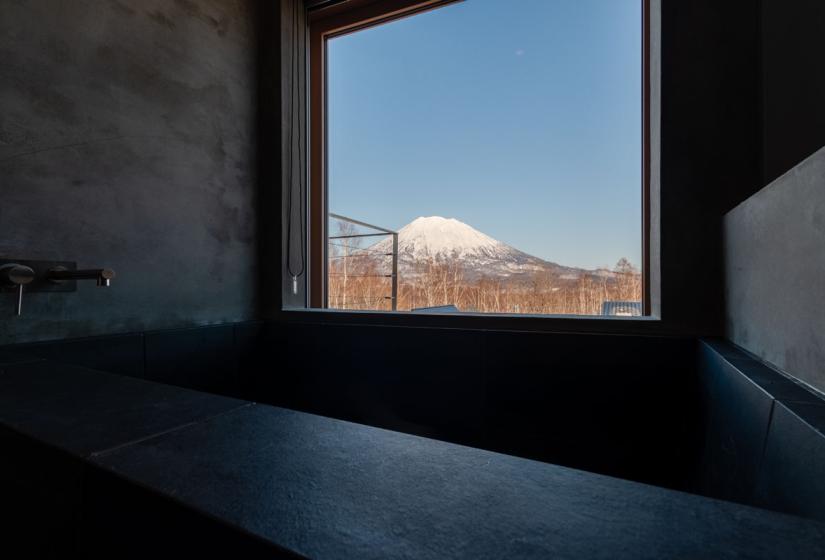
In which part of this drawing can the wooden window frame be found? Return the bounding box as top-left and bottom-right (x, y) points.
(308, 0), (652, 316)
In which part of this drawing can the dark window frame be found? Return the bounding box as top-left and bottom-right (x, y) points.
(306, 0), (652, 317)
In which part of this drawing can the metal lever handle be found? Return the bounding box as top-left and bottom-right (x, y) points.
(15, 284), (24, 316)
(0, 264), (35, 317)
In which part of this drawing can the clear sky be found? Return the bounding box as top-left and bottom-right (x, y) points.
(328, 0), (641, 270)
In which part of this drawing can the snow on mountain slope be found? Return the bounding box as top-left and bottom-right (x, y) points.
(392, 216), (502, 258)
(371, 216), (583, 280)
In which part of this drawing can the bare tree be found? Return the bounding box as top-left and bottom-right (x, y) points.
(329, 250), (642, 316)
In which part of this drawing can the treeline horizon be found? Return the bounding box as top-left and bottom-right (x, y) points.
(327, 256), (642, 316)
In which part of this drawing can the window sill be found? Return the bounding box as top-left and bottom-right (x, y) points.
(278, 307), (668, 337)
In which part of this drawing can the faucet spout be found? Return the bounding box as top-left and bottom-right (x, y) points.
(48, 267), (116, 287)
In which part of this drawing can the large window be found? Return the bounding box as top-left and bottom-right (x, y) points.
(309, 0), (648, 317)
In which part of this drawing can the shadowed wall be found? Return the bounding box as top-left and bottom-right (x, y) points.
(721, 0), (825, 394)
(725, 147), (825, 394)
(762, 0), (825, 186)
(0, 0), (257, 344)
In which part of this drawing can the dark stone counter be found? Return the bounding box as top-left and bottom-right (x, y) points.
(0, 360), (248, 457)
(92, 406), (825, 559)
(1, 355), (824, 558)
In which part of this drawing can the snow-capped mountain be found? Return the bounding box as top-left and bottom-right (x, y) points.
(371, 216), (586, 280)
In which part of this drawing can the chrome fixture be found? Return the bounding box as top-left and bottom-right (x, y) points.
(48, 267), (116, 287)
(0, 259), (116, 315)
(0, 263), (36, 316)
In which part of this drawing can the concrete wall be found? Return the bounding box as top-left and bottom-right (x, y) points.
(723, 0), (825, 393)
(0, 0), (257, 344)
(724, 146), (825, 394)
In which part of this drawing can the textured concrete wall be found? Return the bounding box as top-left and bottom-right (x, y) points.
(0, 0), (257, 344)
(725, 146), (825, 393)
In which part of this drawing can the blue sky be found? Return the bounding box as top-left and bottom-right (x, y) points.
(328, 0), (641, 270)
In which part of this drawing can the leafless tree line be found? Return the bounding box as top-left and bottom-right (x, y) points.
(327, 254), (641, 316)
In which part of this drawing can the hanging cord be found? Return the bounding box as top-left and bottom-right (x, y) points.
(286, 0), (307, 292)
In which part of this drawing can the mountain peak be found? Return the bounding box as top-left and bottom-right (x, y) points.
(407, 215), (460, 226)
(398, 216), (501, 255)
(368, 216), (577, 279)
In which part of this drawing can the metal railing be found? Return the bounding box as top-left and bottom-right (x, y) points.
(328, 213), (398, 311)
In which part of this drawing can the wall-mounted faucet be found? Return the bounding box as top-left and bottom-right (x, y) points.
(0, 259), (116, 316)
(47, 267), (116, 287)
(0, 263), (35, 316)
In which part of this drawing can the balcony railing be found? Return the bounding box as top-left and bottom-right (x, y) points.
(327, 213), (398, 311)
